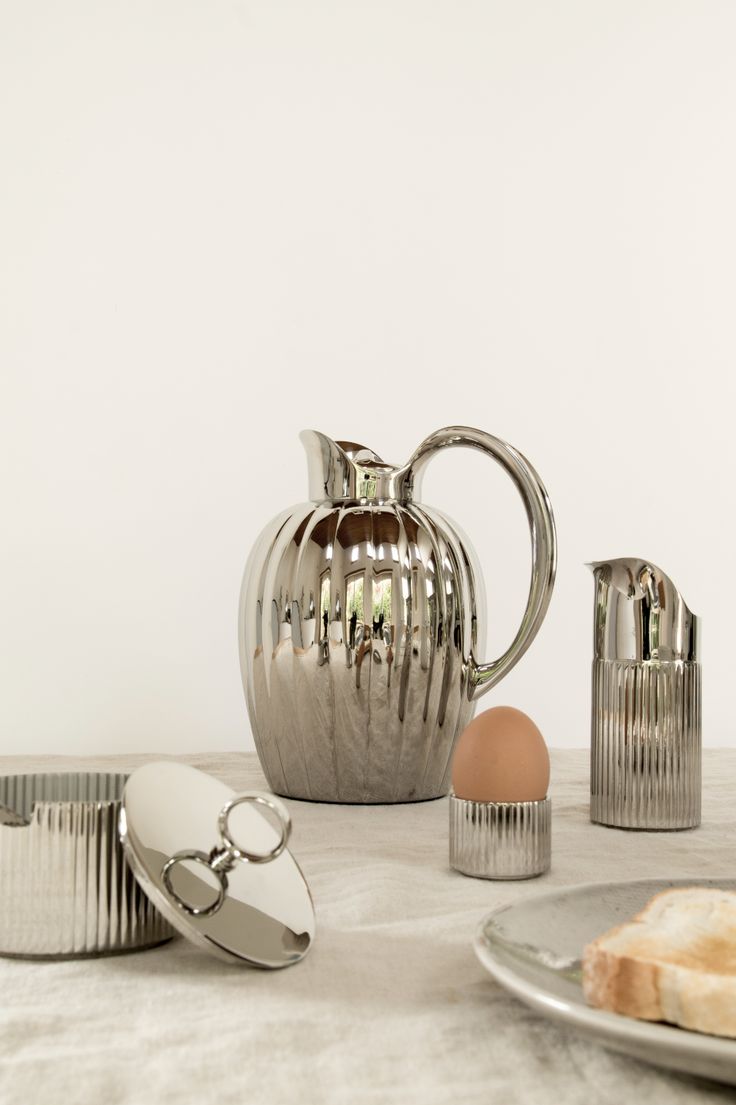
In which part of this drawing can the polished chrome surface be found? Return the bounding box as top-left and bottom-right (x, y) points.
(449, 794), (550, 879)
(589, 558), (698, 662)
(162, 792), (292, 918)
(218, 792), (291, 863)
(163, 850), (228, 917)
(591, 659), (701, 829)
(589, 559), (701, 830)
(0, 773), (172, 958)
(240, 426), (557, 803)
(120, 763), (314, 968)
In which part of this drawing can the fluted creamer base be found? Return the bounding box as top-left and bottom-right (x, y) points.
(590, 660), (701, 830)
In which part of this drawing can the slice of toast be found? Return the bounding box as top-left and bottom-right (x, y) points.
(582, 887), (736, 1038)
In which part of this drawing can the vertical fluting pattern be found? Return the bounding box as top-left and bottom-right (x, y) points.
(449, 796), (551, 879)
(0, 773), (172, 957)
(240, 502), (479, 802)
(590, 660), (701, 829)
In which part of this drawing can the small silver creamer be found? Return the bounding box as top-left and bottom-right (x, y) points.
(589, 558), (701, 830)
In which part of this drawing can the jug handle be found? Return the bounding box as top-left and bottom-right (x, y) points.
(404, 427), (557, 700)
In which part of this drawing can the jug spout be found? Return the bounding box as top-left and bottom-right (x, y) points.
(300, 430), (405, 503)
(300, 431), (352, 501)
(588, 557), (698, 662)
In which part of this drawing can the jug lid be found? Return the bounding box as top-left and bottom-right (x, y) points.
(120, 762), (315, 967)
(588, 558), (699, 663)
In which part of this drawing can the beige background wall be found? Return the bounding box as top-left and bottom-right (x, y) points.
(2, 0), (734, 753)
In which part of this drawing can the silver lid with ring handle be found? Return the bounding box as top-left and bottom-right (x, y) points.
(119, 762), (315, 968)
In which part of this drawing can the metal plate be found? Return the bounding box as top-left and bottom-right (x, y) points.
(120, 762), (315, 968)
(475, 877), (736, 1086)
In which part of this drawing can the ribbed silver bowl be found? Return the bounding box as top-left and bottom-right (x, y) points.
(0, 773), (172, 958)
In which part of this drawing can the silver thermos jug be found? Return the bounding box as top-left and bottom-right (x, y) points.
(239, 427), (557, 803)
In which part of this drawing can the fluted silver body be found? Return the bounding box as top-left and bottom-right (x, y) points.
(589, 559), (701, 830)
(591, 660), (701, 829)
(239, 428), (557, 803)
(0, 773), (172, 958)
(449, 795), (551, 879)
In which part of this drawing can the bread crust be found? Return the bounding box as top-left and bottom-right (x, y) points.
(582, 887), (736, 1038)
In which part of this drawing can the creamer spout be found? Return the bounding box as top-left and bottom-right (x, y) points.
(588, 557), (698, 662)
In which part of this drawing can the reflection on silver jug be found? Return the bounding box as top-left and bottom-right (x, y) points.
(589, 558), (701, 830)
(239, 428), (557, 803)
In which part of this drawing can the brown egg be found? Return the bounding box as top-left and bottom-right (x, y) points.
(451, 706), (550, 803)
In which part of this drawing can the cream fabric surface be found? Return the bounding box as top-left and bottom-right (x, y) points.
(0, 749), (735, 1105)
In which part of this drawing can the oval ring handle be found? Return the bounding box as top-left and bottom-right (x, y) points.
(218, 792), (292, 864)
(162, 850), (228, 917)
(404, 426), (557, 700)
(160, 790), (291, 917)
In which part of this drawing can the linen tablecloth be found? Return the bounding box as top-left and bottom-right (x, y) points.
(0, 749), (734, 1105)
